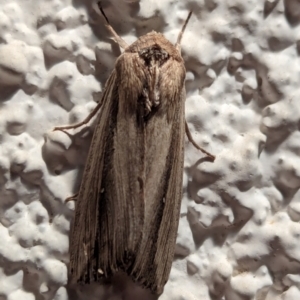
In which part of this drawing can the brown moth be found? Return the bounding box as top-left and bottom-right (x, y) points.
(54, 3), (215, 296)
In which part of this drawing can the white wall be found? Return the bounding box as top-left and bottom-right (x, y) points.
(0, 0), (299, 299)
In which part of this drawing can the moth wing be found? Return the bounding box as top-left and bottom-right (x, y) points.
(68, 71), (118, 283)
(134, 88), (186, 294)
(69, 50), (186, 296)
(98, 53), (186, 295)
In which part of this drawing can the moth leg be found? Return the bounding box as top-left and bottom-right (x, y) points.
(175, 11), (193, 52)
(185, 121), (215, 161)
(53, 100), (103, 132)
(97, 1), (129, 49)
(65, 192), (79, 203)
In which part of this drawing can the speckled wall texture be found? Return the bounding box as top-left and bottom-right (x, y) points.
(0, 0), (300, 299)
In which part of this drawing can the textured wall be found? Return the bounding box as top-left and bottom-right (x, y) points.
(0, 0), (300, 299)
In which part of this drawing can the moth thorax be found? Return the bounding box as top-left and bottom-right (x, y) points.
(139, 45), (169, 67)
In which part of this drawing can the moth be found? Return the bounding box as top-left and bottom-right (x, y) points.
(54, 3), (215, 296)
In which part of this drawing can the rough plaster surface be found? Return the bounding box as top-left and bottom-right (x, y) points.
(0, 0), (300, 299)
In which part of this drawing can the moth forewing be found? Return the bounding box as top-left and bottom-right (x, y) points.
(54, 5), (215, 296)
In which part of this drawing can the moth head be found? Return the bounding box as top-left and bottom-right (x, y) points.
(126, 31), (182, 64)
(138, 44), (169, 67)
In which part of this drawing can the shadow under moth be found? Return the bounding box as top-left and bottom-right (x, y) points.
(54, 3), (215, 296)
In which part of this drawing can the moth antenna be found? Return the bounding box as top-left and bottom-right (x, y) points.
(175, 11), (192, 52)
(97, 1), (129, 49)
